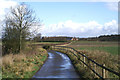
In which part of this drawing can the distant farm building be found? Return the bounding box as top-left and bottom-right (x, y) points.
(71, 37), (78, 41)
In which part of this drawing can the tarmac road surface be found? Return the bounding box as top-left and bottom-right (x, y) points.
(32, 50), (80, 79)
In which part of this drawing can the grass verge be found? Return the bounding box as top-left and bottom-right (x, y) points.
(2, 46), (48, 78)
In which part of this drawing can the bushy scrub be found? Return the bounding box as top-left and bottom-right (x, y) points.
(42, 45), (50, 50)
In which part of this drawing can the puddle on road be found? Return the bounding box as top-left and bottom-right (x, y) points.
(48, 52), (55, 59)
(56, 52), (71, 70)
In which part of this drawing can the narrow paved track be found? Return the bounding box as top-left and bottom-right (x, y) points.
(33, 50), (80, 79)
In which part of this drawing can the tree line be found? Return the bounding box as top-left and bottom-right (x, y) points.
(32, 34), (119, 42)
(79, 34), (119, 41)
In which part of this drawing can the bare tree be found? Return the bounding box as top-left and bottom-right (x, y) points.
(2, 3), (41, 54)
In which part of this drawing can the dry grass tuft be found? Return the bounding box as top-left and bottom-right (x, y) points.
(2, 53), (27, 67)
(13, 53), (26, 62)
(2, 54), (14, 66)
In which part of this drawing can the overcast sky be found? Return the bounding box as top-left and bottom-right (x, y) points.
(0, 0), (118, 38)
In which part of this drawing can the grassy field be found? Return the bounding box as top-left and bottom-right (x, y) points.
(68, 41), (119, 55)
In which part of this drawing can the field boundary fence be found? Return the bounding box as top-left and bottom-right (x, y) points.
(51, 46), (120, 80)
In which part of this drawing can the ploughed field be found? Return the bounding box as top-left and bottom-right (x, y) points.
(68, 41), (118, 55)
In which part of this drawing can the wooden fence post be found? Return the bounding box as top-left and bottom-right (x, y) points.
(94, 62), (97, 78)
(53, 46), (54, 50)
(102, 64), (106, 78)
(83, 56), (86, 67)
